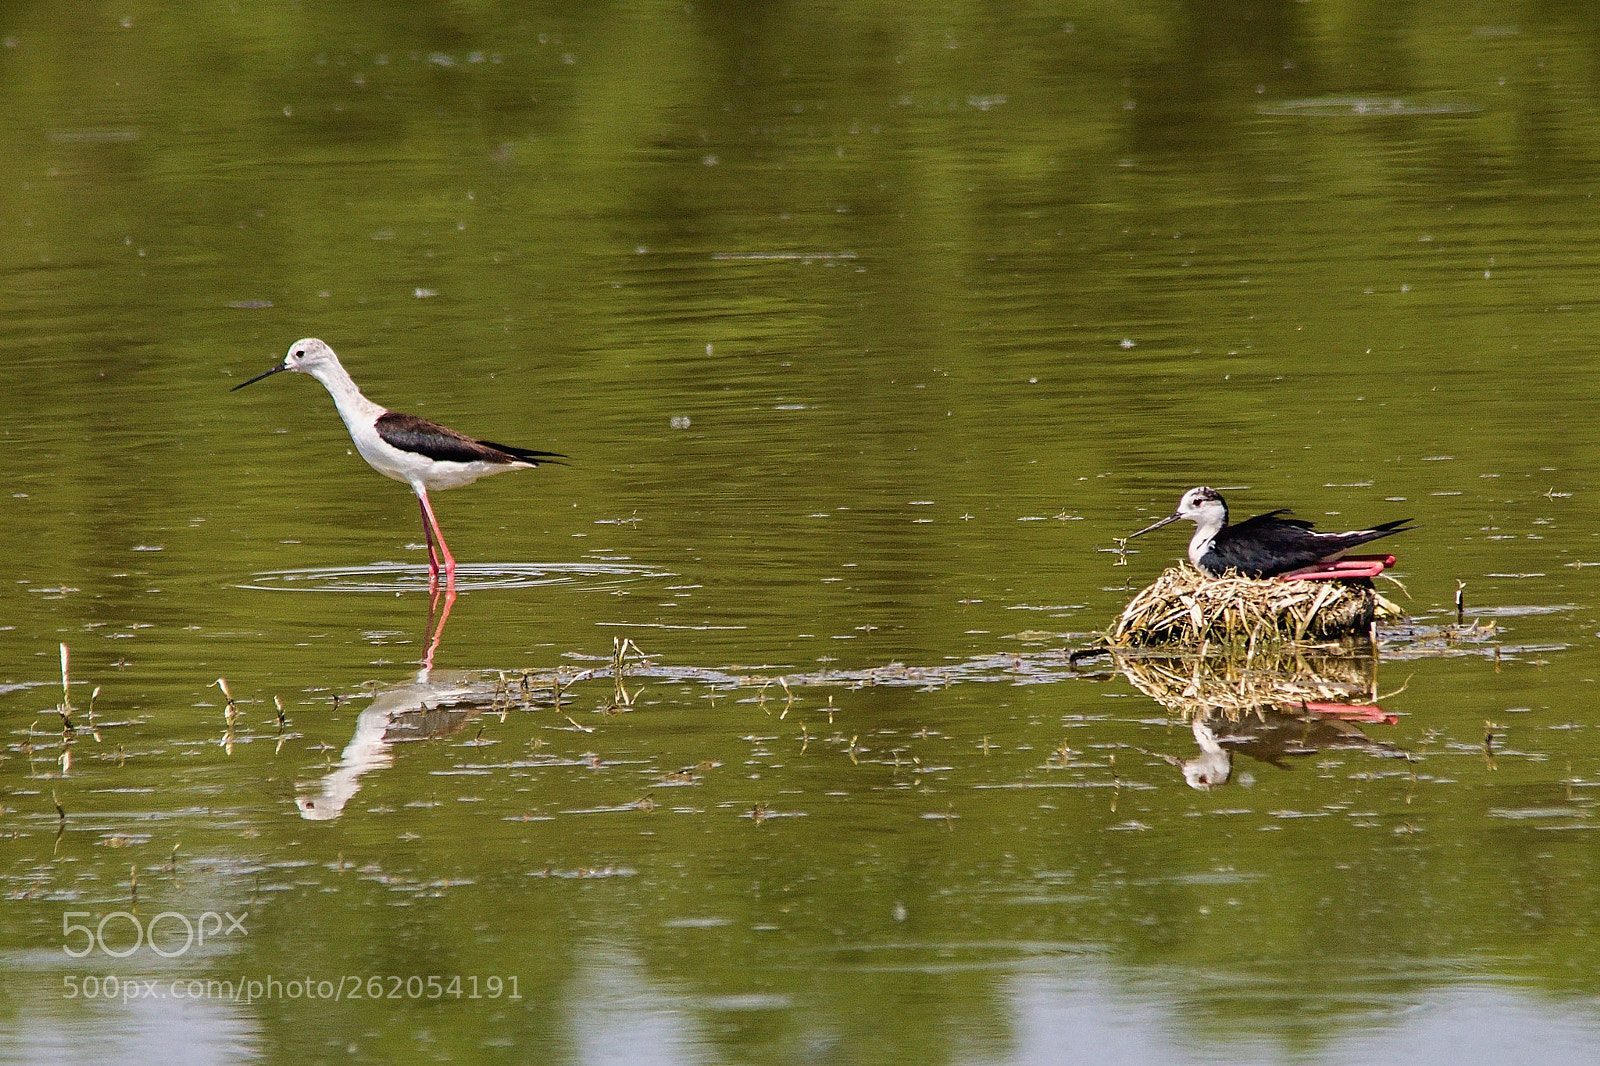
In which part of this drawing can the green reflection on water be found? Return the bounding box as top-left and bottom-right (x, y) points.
(3, 1), (1600, 1063)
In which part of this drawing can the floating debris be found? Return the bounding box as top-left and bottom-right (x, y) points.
(48, 128), (142, 144)
(1257, 96), (1481, 117)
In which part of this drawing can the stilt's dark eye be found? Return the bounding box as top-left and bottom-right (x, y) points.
(292, 350), (304, 358)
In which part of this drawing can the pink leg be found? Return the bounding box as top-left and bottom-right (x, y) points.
(417, 490), (456, 590)
(417, 496), (442, 582)
(420, 582), (457, 676)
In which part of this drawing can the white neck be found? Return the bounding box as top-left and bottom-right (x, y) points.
(1186, 515), (1224, 566)
(304, 355), (386, 430)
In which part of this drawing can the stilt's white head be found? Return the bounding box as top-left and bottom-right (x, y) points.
(1125, 486), (1231, 571)
(1172, 486), (1228, 529)
(1127, 486), (1230, 539)
(231, 338), (344, 392)
(278, 338), (341, 376)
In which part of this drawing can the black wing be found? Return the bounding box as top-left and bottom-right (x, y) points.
(1212, 514), (1415, 577)
(1207, 537), (1331, 578)
(376, 412), (565, 465)
(1231, 508), (1316, 533)
(1209, 511), (1326, 576)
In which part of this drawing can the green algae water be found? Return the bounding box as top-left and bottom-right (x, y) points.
(4, 3), (1600, 1064)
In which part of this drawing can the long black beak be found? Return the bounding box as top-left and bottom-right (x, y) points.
(1127, 512), (1182, 539)
(231, 362), (288, 391)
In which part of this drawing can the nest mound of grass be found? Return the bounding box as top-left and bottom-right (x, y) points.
(1113, 647), (1378, 720)
(1110, 564), (1401, 647)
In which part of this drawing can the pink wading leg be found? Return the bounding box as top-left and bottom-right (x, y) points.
(420, 581), (456, 675)
(417, 489), (457, 591)
(417, 496), (442, 583)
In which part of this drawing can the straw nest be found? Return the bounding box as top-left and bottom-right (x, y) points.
(1113, 647), (1378, 720)
(1109, 564), (1401, 647)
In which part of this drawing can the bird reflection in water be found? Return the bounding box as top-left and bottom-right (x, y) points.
(1137, 704), (1407, 790)
(1115, 647), (1409, 789)
(295, 587), (489, 820)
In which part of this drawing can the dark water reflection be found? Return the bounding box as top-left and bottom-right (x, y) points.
(5, 2), (1600, 1063)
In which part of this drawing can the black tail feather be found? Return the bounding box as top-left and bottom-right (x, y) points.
(479, 440), (568, 466)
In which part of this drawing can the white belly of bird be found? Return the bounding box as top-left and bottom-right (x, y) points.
(344, 423), (524, 492)
(414, 458), (527, 491)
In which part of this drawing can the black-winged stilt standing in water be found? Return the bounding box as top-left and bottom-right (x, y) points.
(1126, 486), (1412, 579)
(232, 338), (562, 591)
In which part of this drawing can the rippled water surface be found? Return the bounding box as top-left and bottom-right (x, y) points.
(4, 4), (1600, 1064)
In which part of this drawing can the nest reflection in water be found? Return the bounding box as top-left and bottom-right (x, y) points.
(1112, 645), (1410, 790)
(1113, 644), (1382, 721)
